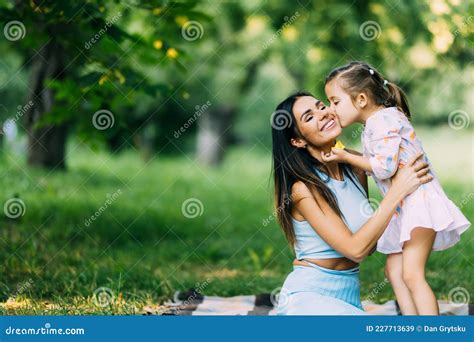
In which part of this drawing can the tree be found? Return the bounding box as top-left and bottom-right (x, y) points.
(0, 0), (201, 169)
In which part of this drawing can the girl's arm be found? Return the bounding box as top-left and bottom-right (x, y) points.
(322, 148), (373, 173)
(344, 152), (373, 173)
(293, 153), (431, 263)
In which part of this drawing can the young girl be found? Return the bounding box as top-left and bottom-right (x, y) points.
(323, 61), (471, 315)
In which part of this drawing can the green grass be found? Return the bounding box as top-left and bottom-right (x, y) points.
(0, 126), (472, 314)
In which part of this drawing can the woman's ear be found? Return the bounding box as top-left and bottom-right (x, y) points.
(355, 93), (368, 109)
(290, 137), (307, 149)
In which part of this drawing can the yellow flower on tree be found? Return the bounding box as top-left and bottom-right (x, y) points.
(306, 47), (322, 63)
(153, 40), (163, 49)
(175, 16), (188, 26)
(98, 74), (109, 86)
(114, 70), (126, 84)
(166, 48), (178, 59)
(282, 26), (298, 41)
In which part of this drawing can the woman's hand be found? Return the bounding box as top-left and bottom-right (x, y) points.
(391, 152), (432, 197)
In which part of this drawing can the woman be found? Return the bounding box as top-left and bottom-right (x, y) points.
(271, 91), (432, 315)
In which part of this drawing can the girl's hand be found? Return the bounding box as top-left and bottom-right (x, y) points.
(391, 152), (432, 197)
(321, 148), (349, 163)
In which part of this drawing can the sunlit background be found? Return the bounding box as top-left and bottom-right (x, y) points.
(0, 0), (472, 314)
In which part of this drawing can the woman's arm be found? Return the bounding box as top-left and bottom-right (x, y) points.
(292, 153), (431, 263)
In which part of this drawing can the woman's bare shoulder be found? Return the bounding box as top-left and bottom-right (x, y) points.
(291, 181), (312, 202)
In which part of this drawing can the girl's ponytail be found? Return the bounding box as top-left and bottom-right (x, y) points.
(385, 81), (411, 119)
(326, 61), (412, 120)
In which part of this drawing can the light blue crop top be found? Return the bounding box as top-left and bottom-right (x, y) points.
(293, 166), (373, 259)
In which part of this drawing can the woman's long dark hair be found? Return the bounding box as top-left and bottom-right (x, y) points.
(271, 91), (360, 248)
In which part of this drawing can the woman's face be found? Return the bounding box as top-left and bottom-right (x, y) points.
(292, 96), (342, 147)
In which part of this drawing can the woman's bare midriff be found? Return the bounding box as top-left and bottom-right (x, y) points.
(290, 211), (359, 270)
(293, 257), (358, 270)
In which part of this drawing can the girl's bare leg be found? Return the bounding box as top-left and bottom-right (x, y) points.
(402, 227), (439, 315)
(385, 253), (418, 315)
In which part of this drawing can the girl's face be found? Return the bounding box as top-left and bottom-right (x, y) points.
(292, 96), (342, 147)
(325, 79), (360, 128)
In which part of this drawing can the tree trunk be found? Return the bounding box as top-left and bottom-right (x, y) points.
(27, 125), (68, 169)
(195, 54), (267, 166)
(24, 39), (68, 169)
(196, 106), (235, 166)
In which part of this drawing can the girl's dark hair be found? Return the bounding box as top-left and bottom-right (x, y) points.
(325, 61), (411, 119)
(271, 91), (362, 248)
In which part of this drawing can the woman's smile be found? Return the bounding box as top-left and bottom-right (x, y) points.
(319, 117), (337, 131)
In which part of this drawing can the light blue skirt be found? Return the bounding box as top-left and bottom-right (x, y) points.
(276, 262), (366, 315)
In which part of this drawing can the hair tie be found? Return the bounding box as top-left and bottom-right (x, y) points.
(383, 79), (388, 86)
(369, 69), (374, 75)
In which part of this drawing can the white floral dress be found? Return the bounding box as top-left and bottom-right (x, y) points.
(362, 107), (470, 254)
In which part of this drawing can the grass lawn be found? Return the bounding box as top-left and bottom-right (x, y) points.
(1, 126), (472, 314)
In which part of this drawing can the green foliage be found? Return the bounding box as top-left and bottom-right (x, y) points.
(0, 0), (472, 152)
(0, 0), (208, 149)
